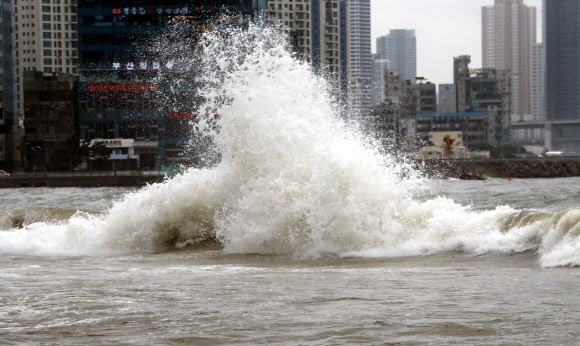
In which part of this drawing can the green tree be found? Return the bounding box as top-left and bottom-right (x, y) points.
(90, 141), (111, 161)
(49, 136), (111, 171)
(469, 143), (532, 159)
(493, 144), (529, 159)
(468, 143), (495, 153)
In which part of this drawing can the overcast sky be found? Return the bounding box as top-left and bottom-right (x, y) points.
(371, 0), (542, 85)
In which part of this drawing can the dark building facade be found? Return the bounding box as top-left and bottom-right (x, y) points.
(456, 68), (511, 146)
(416, 112), (492, 147)
(545, 0), (580, 153)
(23, 72), (77, 171)
(545, 0), (580, 120)
(1, 0), (19, 171)
(78, 0), (261, 169)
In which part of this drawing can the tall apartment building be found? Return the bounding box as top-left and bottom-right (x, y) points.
(14, 0), (79, 117)
(266, 0), (350, 102)
(1, 0), (18, 170)
(376, 29), (416, 81)
(545, 0), (580, 153)
(371, 54), (387, 107)
(530, 42), (544, 121)
(346, 0), (372, 116)
(482, 0), (536, 120)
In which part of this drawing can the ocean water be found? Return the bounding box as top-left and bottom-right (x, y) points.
(1, 25), (579, 344)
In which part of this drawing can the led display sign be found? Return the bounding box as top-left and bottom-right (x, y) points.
(87, 84), (158, 93)
(111, 6), (213, 16)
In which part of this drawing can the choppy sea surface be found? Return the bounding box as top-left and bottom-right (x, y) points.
(1, 25), (579, 344)
(1, 179), (579, 345)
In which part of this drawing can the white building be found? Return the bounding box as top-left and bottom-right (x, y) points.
(482, 0), (536, 121)
(371, 55), (387, 107)
(346, 0), (372, 116)
(14, 0), (78, 116)
(530, 42), (544, 121)
(376, 29), (416, 81)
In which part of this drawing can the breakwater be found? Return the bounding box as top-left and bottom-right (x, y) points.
(1, 157), (579, 188)
(0, 171), (167, 188)
(419, 157), (580, 179)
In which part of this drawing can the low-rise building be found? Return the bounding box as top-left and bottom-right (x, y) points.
(413, 79), (436, 114)
(456, 67), (511, 146)
(416, 112), (493, 147)
(23, 71), (77, 171)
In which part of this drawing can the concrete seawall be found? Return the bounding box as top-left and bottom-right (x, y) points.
(1, 158), (579, 188)
(419, 157), (580, 179)
(0, 171), (167, 188)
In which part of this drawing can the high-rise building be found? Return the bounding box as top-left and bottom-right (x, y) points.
(545, 0), (580, 153)
(266, 0), (350, 103)
(545, 0), (580, 120)
(530, 42), (544, 121)
(371, 54), (387, 107)
(78, 1), (260, 169)
(482, 0), (536, 120)
(1, 0), (19, 170)
(376, 29), (416, 81)
(14, 0), (79, 117)
(347, 0), (372, 116)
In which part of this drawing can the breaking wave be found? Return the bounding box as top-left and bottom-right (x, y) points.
(0, 24), (579, 267)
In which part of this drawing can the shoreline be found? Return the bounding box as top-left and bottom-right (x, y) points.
(0, 171), (168, 188)
(417, 157), (580, 180)
(1, 157), (580, 188)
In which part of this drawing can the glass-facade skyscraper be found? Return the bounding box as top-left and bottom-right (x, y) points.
(545, 0), (580, 153)
(376, 29), (416, 82)
(545, 0), (580, 120)
(78, 0), (260, 169)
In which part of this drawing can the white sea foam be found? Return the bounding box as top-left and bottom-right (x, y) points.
(0, 24), (579, 267)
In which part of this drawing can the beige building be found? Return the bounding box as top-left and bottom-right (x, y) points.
(267, 0), (350, 100)
(482, 0), (536, 120)
(14, 0), (78, 116)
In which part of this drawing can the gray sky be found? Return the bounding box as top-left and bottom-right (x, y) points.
(371, 0), (542, 85)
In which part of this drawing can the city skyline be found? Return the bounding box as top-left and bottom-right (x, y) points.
(371, 0), (542, 85)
